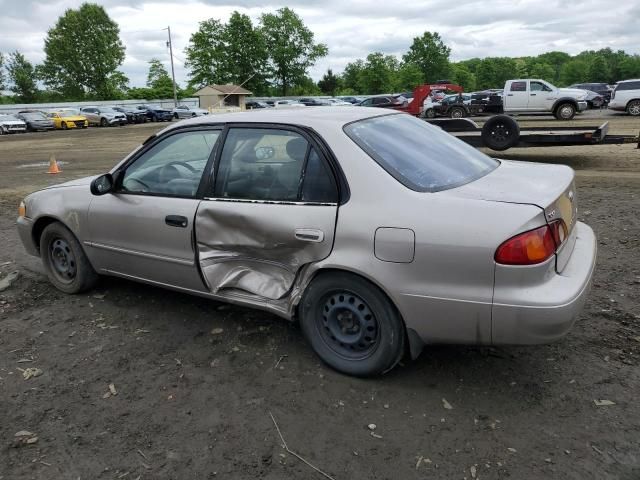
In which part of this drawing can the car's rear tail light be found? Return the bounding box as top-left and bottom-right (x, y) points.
(549, 219), (568, 247)
(495, 223), (560, 265)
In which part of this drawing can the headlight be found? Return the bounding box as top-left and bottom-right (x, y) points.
(18, 200), (26, 218)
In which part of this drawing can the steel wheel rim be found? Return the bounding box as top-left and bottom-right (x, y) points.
(452, 109), (463, 118)
(317, 291), (379, 360)
(49, 238), (76, 284)
(490, 123), (510, 144)
(560, 106), (573, 119)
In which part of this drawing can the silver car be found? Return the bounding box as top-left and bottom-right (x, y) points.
(80, 106), (127, 127)
(16, 108), (597, 376)
(172, 105), (210, 119)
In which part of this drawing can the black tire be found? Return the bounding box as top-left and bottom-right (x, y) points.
(100, 118), (108, 127)
(449, 106), (465, 118)
(481, 115), (520, 151)
(61, 122), (68, 130)
(40, 222), (98, 294)
(425, 108), (435, 118)
(173, 113), (179, 119)
(151, 115), (157, 122)
(554, 102), (576, 120)
(627, 100), (640, 116)
(299, 272), (405, 377)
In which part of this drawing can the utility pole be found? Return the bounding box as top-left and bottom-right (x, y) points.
(164, 26), (178, 107)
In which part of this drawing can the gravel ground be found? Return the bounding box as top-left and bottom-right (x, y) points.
(1, 113), (639, 479)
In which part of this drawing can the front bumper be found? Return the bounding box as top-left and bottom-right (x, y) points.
(577, 101), (588, 112)
(491, 222), (597, 344)
(17, 216), (39, 257)
(107, 117), (127, 125)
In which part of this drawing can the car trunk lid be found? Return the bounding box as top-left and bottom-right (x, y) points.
(447, 160), (578, 272)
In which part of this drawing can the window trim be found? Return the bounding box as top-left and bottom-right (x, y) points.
(113, 126), (224, 200)
(205, 123), (343, 206)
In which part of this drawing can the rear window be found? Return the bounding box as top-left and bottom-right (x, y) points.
(617, 81), (640, 91)
(510, 81), (526, 92)
(344, 114), (498, 192)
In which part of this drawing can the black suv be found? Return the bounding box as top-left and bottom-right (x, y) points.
(569, 83), (612, 104)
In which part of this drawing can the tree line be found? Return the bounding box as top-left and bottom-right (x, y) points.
(1, 2), (640, 104)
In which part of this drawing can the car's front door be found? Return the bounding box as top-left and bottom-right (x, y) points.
(528, 80), (552, 110)
(506, 81), (529, 109)
(86, 127), (222, 291)
(195, 126), (340, 300)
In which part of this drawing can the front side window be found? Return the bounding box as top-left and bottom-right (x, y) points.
(214, 128), (337, 203)
(344, 113), (498, 192)
(530, 81), (550, 92)
(360, 99), (373, 106)
(121, 129), (220, 197)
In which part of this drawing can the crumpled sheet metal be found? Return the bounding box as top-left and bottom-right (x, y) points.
(196, 200), (336, 300)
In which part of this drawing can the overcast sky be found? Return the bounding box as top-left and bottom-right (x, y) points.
(1, 0), (639, 88)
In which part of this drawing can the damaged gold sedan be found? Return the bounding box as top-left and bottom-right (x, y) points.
(17, 108), (596, 376)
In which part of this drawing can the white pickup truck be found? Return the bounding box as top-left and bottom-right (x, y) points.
(503, 79), (589, 120)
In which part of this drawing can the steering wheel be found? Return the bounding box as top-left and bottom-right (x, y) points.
(125, 177), (150, 192)
(165, 161), (197, 173)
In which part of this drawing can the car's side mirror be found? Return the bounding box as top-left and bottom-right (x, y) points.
(91, 173), (114, 195)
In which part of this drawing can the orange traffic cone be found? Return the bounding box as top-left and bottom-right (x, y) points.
(47, 154), (61, 174)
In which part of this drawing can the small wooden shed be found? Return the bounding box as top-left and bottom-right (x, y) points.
(193, 84), (252, 110)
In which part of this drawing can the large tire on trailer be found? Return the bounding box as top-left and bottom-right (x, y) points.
(299, 272), (406, 377)
(554, 102), (576, 120)
(481, 115), (520, 151)
(626, 100), (640, 116)
(449, 106), (465, 118)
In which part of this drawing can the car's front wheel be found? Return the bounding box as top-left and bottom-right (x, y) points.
(555, 102), (576, 120)
(40, 222), (98, 294)
(627, 100), (640, 116)
(100, 118), (108, 127)
(300, 272), (405, 376)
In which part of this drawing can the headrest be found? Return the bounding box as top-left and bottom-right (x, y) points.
(286, 137), (308, 162)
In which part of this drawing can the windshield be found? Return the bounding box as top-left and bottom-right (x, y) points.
(0, 115), (18, 121)
(344, 114), (499, 192)
(100, 107), (117, 113)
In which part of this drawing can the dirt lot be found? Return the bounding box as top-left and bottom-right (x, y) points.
(1, 112), (639, 479)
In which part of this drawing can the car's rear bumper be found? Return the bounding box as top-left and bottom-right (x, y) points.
(17, 216), (39, 257)
(492, 221), (597, 344)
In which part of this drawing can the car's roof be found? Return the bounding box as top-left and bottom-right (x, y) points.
(166, 106), (395, 130)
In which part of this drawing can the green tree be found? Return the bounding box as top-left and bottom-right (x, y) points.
(260, 7), (328, 95)
(394, 62), (424, 91)
(146, 58), (175, 98)
(537, 51), (571, 83)
(528, 62), (555, 82)
(403, 32), (450, 82)
(587, 55), (610, 83)
(450, 64), (476, 91)
(223, 11), (269, 95)
(7, 51), (39, 102)
(39, 3), (126, 99)
(0, 52), (5, 92)
(341, 60), (364, 93)
(619, 55), (640, 80)
(291, 76), (322, 95)
(184, 18), (227, 88)
(559, 59), (589, 86)
(317, 68), (340, 95)
(358, 52), (398, 94)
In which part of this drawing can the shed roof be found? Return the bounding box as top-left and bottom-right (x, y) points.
(194, 84), (252, 96)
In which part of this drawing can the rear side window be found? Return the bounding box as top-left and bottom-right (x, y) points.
(344, 114), (498, 192)
(510, 81), (526, 92)
(617, 81), (640, 90)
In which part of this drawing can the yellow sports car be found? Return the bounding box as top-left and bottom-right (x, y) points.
(46, 110), (89, 130)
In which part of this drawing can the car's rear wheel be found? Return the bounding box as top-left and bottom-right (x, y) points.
(300, 272), (405, 376)
(449, 106), (465, 118)
(627, 100), (640, 116)
(40, 222), (98, 294)
(100, 118), (108, 127)
(61, 122), (68, 130)
(555, 102), (576, 120)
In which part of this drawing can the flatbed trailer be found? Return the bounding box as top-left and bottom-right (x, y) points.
(425, 116), (640, 151)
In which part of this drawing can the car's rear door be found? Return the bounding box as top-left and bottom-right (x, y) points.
(195, 125), (340, 300)
(86, 127), (222, 291)
(506, 81), (529, 110)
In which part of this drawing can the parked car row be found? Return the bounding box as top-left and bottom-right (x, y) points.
(0, 104), (212, 135)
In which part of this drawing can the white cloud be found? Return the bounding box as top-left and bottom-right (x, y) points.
(0, 0), (638, 87)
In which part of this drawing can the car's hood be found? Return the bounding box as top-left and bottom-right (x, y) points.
(0, 120), (26, 126)
(42, 176), (96, 190)
(559, 88), (587, 97)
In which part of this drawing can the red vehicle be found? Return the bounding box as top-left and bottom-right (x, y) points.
(394, 83), (464, 116)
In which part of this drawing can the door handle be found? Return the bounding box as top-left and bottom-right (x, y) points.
(530, 93), (537, 96)
(295, 228), (324, 243)
(165, 215), (188, 228)
(507, 94), (514, 96)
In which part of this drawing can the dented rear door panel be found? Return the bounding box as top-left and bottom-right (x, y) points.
(195, 200), (337, 300)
